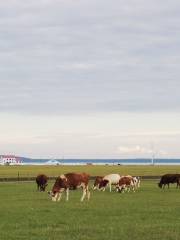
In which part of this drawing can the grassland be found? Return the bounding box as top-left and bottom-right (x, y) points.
(0, 179), (180, 240)
(1, 165), (180, 179)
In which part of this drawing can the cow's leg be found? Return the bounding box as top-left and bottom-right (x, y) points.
(56, 189), (64, 202)
(87, 190), (90, 200)
(66, 188), (69, 201)
(57, 192), (62, 201)
(119, 186), (123, 193)
(122, 185), (127, 193)
(121, 187), (124, 193)
(131, 182), (135, 192)
(109, 182), (112, 192)
(51, 192), (61, 202)
(85, 186), (90, 200)
(81, 190), (86, 201)
(126, 186), (130, 193)
(81, 186), (87, 202)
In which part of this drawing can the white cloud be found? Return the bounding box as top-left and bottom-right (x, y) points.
(117, 145), (167, 156)
(117, 145), (150, 154)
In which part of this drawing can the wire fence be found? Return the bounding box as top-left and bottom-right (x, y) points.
(0, 175), (160, 182)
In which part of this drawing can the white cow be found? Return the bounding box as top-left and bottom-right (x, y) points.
(99, 174), (121, 192)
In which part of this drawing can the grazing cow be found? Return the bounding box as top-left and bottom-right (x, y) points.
(36, 174), (48, 192)
(92, 176), (104, 190)
(158, 174), (180, 189)
(117, 176), (135, 193)
(98, 174), (121, 192)
(48, 173), (90, 202)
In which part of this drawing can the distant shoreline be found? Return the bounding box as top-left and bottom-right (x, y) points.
(22, 158), (180, 166)
(3, 158), (180, 166)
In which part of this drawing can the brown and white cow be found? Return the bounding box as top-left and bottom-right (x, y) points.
(116, 176), (135, 193)
(48, 173), (90, 202)
(98, 174), (121, 192)
(36, 174), (48, 192)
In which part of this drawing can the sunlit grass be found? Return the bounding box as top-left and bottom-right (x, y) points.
(0, 180), (180, 240)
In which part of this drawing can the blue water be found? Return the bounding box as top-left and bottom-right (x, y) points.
(21, 158), (180, 165)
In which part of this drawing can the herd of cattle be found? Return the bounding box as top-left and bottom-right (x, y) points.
(36, 173), (180, 202)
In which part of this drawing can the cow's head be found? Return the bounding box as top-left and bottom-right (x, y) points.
(116, 183), (125, 193)
(116, 185), (120, 192)
(158, 182), (162, 188)
(48, 189), (60, 202)
(93, 176), (103, 190)
(40, 183), (48, 192)
(48, 176), (68, 201)
(98, 179), (109, 190)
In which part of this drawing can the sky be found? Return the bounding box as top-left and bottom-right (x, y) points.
(0, 0), (180, 159)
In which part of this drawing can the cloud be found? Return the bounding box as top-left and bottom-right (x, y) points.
(117, 145), (150, 154)
(117, 145), (167, 156)
(0, 1), (180, 114)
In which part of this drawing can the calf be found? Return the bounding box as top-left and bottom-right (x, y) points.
(98, 174), (121, 192)
(117, 176), (135, 193)
(36, 174), (48, 192)
(48, 173), (90, 202)
(158, 174), (180, 189)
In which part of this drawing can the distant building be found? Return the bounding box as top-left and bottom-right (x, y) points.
(0, 155), (21, 165)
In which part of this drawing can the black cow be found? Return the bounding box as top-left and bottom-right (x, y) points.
(36, 174), (48, 191)
(158, 174), (180, 189)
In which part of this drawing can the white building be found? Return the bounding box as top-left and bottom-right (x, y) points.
(0, 155), (21, 165)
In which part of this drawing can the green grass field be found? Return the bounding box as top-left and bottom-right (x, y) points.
(1, 165), (180, 240)
(1, 165), (180, 179)
(0, 179), (180, 240)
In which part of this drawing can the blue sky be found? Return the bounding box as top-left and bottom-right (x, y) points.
(0, 0), (180, 158)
